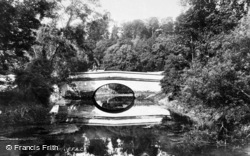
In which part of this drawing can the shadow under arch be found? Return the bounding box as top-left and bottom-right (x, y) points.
(92, 83), (135, 113)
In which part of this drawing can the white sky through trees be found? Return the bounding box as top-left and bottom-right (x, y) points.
(99, 0), (183, 25)
(41, 0), (184, 30)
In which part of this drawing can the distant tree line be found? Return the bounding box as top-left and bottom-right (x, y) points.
(94, 17), (175, 71)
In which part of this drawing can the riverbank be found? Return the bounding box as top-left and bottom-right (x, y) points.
(0, 103), (51, 127)
(154, 92), (250, 148)
(0, 90), (51, 127)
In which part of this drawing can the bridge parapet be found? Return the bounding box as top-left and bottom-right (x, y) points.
(68, 71), (164, 92)
(69, 71), (164, 81)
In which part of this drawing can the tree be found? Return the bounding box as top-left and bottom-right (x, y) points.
(87, 13), (110, 42)
(159, 0), (250, 138)
(161, 0), (249, 96)
(1, 0), (109, 104)
(121, 20), (149, 39)
(160, 17), (174, 34)
(32, 0), (110, 78)
(174, 0), (248, 63)
(146, 17), (160, 37)
(0, 0), (55, 73)
(110, 25), (120, 40)
(94, 39), (116, 66)
(100, 17), (175, 72)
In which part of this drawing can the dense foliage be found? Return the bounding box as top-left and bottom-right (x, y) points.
(0, 0), (111, 105)
(162, 0), (250, 107)
(0, 0), (110, 125)
(0, 0), (55, 73)
(94, 17), (175, 71)
(160, 0), (250, 141)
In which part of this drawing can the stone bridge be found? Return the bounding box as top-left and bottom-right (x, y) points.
(55, 71), (170, 126)
(68, 71), (164, 92)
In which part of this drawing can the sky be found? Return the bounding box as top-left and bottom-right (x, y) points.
(99, 0), (183, 25)
(41, 0), (184, 29)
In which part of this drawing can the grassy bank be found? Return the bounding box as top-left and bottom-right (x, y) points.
(0, 90), (51, 127)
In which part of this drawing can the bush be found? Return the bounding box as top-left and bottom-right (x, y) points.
(161, 54), (189, 97)
(14, 59), (54, 105)
(0, 101), (50, 126)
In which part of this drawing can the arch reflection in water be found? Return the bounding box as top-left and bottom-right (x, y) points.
(93, 83), (135, 113)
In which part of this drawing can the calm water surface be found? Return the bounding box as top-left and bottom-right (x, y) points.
(0, 97), (249, 156)
(0, 123), (249, 156)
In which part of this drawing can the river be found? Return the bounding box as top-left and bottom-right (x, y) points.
(0, 86), (250, 156)
(0, 121), (250, 156)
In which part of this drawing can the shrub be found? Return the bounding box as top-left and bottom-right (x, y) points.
(14, 59), (54, 105)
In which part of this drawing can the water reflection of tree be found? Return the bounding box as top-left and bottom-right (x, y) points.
(108, 83), (133, 94)
(61, 126), (162, 156)
(101, 96), (134, 110)
(94, 126), (159, 156)
(16, 126), (164, 156)
(120, 134), (158, 156)
(88, 139), (108, 156)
